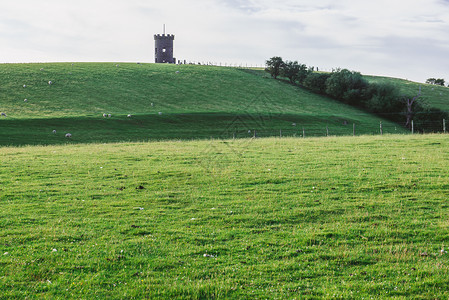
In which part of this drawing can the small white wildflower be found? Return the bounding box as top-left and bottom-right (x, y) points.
(4, 252), (9, 255)
(52, 248), (57, 252)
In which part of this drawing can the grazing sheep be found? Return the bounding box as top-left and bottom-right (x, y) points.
(48, 81), (52, 85)
(127, 114), (132, 118)
(23, 85), (27, 88)
(52, 130), (57, 134)
(158, 112), (162, 115)
(1, 112), (6, 117)
(24, 99), (28, 102)
(151, 103), (154, 106)
(108, 114), (112, 118)
(292, 123), (296, 126)
(103, 113), (107, 117)
(65, 133), (72, 138)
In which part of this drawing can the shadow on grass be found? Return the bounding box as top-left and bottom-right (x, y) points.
(0, 113), (400, 146)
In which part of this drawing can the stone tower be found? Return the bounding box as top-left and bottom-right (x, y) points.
(154, 31), (175, 64)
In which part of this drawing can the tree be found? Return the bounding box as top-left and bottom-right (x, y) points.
(426, 78), (445, 86)
(365, 83), (401, 113)
(435, 78), (445, 86)
(265, 57), (284, 79)
(426, 78), (436, 85)
(297, 64), (310, 85)
(303, 72), (331, 94)
(281, 61), (309, 84)
(281, 61), (299, 83)
(325, 69), (369, 104)
(400, 91), (421, 130)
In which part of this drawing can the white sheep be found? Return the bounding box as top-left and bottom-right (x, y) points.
(127, 114), (132, 118)
(108, 114), (112, 118)
(24, 99), (28, 102)
(65, 133), (72, 138)
(23, 85), (27, 88)
(158, 112), (162, 115)
(48, 81), (52, 85)
(103, 113), (107, 117)
(52, 130), (57, 134)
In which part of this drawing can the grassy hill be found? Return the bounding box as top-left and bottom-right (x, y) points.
(366, 75), (449, 112)
(1, 135), (449, 298)
(0, 63), (410, 146)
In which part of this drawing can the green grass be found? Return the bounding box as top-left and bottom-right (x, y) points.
(0, 63), (409, 146)
(1, 135), (449, 298)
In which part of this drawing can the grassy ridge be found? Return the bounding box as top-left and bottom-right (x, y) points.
(0, 63), (408, 146)
(1, 135), (449, 298)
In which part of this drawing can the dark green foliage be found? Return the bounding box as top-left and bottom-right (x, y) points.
(412, 103), (448, 132)
(303, 72), (330, 94)
(281, 61), (299, 83)
(266, 57), (448, 133)
(365, 83), (402, 116)
(426, 78), (445, 86)
(325, 69), (370, 105)
(265, 57), (284, 79)
(281, 61), (309, 84)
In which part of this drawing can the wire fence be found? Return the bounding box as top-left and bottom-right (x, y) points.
(217, 119), (448, 140)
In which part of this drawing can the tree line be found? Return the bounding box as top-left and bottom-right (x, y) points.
(265, 57), (448, 132)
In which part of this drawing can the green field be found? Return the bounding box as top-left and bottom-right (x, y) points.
(1, 135), (449, 298)
(1, 63), (449, 298)
(0, 63), (410, 146)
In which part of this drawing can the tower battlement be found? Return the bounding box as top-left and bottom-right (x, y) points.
(154, 34), (175, 40)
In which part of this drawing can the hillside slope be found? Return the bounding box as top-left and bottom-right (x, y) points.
(0, 63), (408, 145)
(366, 75), (449, 112)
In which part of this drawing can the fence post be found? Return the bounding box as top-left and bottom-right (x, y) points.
(326, 125), (329, 137)
(353, 123), (355, 136)
(411, 121), (414, 134)
(253, 130), (256, 138)
(380, 121), (383, 135)
(303, 128), (305, 138)
(444, 119), (446, 133)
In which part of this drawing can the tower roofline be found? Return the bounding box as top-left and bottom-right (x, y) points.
(154, 34), (175, 40)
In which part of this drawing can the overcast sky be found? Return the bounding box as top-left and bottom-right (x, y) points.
(1, 0), (448, 82)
